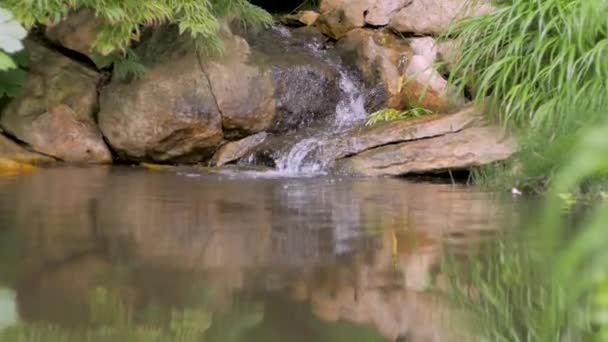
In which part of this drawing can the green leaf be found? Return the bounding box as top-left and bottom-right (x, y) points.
(0, 67), (26, 97)
(0, 51), (16, 71)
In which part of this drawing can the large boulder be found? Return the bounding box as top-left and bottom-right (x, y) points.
(0, 42), (111, 163)
(99, 24), (341, 162)
(389, 0), (494, 35)
(99, 26), (266, 162)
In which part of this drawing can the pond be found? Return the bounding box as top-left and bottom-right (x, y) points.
(0, 167), (527, 341)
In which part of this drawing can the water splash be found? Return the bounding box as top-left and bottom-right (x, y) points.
(334, 70), (368, 128)
(260, 25), (369, 174)
(276, 138), (323, 174)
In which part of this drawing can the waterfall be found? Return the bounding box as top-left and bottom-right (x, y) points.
(271, 26), (368, 174)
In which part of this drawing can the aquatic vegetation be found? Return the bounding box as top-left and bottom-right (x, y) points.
(446, 0), (608, 186)
(365, 107), (432, 126)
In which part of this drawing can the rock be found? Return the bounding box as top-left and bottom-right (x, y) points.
(334, 124), (516, 176)
(317, 0), (371, 39)
(403, 36), (463, 112)
(0, 134), (55, 165)
(365, 0), (413, 26)
(403, 55), (452, 112)
(23, 105), (112, 163)
(436, 39), (457, 70)
(389, 0), (494, 35)
(408, 37), (437, 61)
(98, 27), (232, 162)
(210, 132), (269, 167)
(240, 25), (340, 132)
(45, 8), (104, 58)
(336, 29), (411, 109)
(202, 33), (276, 136)
(324, 104), (481, 161)
(0, 41), (111, 163)
(280, 11), (320, 27)
(336, 29), (462, 111)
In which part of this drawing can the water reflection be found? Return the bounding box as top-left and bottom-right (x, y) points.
(0, 167), (519, 341)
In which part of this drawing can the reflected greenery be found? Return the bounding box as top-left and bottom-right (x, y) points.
(445, 123), (608, 341)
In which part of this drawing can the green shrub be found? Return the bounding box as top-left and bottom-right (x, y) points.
(446, 0), (608, 187)
(3, 0), (271, 56)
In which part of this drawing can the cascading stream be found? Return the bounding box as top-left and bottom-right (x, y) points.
(271, 26), (368, 174)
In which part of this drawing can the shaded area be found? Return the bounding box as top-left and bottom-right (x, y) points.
(250, 0), (310, 13)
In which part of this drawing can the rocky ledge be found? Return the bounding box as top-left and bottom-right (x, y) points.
(0, 0), (514, 177)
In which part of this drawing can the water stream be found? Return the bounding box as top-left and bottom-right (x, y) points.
(270, 26), (369, 174)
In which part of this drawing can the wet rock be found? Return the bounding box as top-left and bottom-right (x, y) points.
(365, 0), (413, 26)
(210, 132), (269, 167)
(45, 8), (104, 58)
(334, 124), (516, 176)
(0, 42), (111, 163)
(241, 25), (340, 132)
(317, 0), (371, 39)
(0, 134), (55, 165)
(336, 29), (411, 109)
(280, 11), (320, 27)
(389, 0), (494, 35)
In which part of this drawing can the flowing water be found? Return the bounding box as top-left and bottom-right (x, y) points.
(270, 26), (368, 174)
(0, 166), (528, 341)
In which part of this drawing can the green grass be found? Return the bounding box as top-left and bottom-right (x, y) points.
(365, 107), (432, 126)
(445, 0), (608, 188)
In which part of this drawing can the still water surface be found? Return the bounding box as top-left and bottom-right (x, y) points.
(0, 167), (522, 341)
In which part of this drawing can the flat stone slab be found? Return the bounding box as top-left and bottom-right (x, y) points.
(334, 125), (516, 176)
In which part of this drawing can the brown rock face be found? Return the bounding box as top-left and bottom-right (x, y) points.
(98, 27), (227, 162)
(202, 34), (276, 136)
(337, 29), (411, 109)
(389, 0), (494, 34)
(365, 0), (413, 26)
(334, 123), (516, 176)
(280, 11), (320, 27)
(98, 26), (282, 162)
(210, 132), (268, 167)
(26, 105), (112, 163)
(324, 104), (481, 161)
(45, 9), (104, 57)
(317, 0), (371, 39)
(0, 42), (111, 163)
(336, 29), (463, 112)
